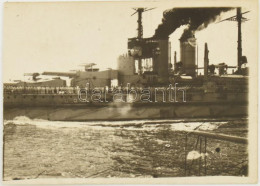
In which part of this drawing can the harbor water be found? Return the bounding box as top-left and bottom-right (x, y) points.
(3, 117), (248, 180)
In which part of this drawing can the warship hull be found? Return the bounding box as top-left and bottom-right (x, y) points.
(4, 102), (247, 121)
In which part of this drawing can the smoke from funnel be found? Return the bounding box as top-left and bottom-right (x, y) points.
(153, 8), (233, 40)
(179, 29), (194, 41)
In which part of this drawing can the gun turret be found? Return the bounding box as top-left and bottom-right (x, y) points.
(24, 73), (40, 81)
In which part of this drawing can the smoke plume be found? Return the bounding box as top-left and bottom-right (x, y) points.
(153, 8), (233, 40)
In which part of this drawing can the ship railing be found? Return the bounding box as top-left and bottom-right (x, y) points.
(3, 86), (80, 95)
(183, 130), (248, 177)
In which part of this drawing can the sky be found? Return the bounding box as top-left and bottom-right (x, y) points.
(2, 1), (258, 82)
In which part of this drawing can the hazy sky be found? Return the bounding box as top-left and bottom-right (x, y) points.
(2, 1), (257, 82)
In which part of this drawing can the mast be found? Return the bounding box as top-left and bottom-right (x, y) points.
(237, 8), (242, 72)
(204, 43), (209, 79)
(196, 45), (198, 76)
(137, 8), (144, 39)
(217, 7), (250, 74)
(131, 7), (155, 75)
(137, 8), (144, 74)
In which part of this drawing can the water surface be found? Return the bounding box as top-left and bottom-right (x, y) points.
(3, 117), (248, 180)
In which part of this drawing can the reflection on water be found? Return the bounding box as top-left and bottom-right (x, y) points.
(3, 117), (248, 180)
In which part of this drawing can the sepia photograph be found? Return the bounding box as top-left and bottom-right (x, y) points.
(1, 0), (258, 184)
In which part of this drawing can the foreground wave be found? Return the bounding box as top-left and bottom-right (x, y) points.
(4, 115), (231, 132)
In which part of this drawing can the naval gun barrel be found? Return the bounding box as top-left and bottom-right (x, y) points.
(42, 71), (77, 78)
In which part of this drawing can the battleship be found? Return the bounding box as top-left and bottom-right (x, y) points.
(3, 7), (249, 121)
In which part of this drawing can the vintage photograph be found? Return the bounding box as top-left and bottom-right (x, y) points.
(2, 0), (258, 184)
